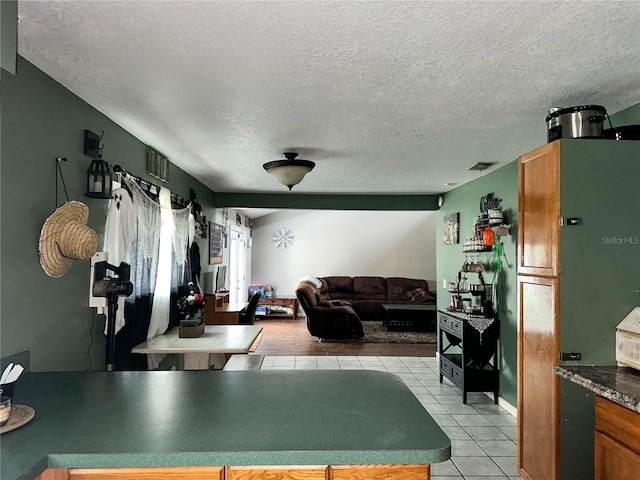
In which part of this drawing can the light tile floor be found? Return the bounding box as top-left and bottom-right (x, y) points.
(260, 355), (519, 480)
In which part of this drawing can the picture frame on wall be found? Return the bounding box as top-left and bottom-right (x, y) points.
(209, 222), (224, 264)
(443, 213), (460, 245)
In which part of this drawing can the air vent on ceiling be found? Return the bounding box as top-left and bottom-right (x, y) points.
(468, 162), (497, 172)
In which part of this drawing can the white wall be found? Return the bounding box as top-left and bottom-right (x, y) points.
(201, 208), (252, 295)
(250, 210), (437, 297)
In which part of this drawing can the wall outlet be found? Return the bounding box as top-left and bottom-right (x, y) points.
(443, 279), (447, 289)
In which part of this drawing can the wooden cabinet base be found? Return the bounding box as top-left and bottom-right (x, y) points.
(37, 467), (225, 480)
(330, 464), (430, 479)
(595, 432), (640, 480)
(595, 396), (640, 480)
(37, 464), (431, 480)
(226, 465), (327, 479)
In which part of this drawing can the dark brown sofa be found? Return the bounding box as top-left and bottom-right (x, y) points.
(318, 276), (436, 321)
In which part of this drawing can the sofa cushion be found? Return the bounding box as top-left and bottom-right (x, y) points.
(386, 277), (432, 302)
(321, 276), (354, 300)
(406, 287), (431, 302)
(353, 276), (387, 300)
(295, 281), (320, 310)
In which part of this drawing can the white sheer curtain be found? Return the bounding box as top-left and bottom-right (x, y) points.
(146, 187), (174, 369)
(121, 175), (192, 370)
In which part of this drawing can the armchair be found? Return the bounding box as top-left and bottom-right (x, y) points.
(295, 281), (364, 340)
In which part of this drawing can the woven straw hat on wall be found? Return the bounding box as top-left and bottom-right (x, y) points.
(38, 201), (99, 278)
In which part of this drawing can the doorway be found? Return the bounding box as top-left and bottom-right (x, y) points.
(228, 227), (247, 304)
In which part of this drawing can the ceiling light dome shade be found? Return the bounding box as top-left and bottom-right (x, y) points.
(263, 152), (315, 190)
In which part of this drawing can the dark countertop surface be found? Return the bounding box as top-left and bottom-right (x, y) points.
(554, 365), (640, 413)
(1, 370), (450, 480)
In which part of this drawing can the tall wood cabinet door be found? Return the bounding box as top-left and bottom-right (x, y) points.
(518, 142), (561, 277)
(517, 275), (560, 480)
(595, 432), (640, 480)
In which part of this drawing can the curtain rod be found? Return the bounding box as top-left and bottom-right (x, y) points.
(112, 164), (190, 208)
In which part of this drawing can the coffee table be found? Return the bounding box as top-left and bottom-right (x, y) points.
(132, 324), (262, 370)
(382, 304), (437, 331)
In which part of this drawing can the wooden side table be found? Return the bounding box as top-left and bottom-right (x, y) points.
(257, 297), (298, 319)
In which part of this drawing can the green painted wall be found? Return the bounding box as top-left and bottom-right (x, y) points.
(215, 192), (439, 210)
(436, 161), (519, 406)
(557, 138), (639, 480)
(1, 0), (18, 74)
(1, 57), (214, 371)
(559, 139), (640, 364)
(609, 101), (640, 126)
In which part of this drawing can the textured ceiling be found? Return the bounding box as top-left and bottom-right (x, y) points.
(17, 1), (640, 195)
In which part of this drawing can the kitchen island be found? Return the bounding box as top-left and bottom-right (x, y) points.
(1, 370), (450, 480)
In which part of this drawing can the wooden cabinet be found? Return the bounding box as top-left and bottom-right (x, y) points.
(438, 310), (499, 404)
(68, 467), (225, 479)
(517, 139), (639, 480)
(595, 396), (640, 480)
(517, 141), (560, 278)
(37, 467), (225, 480)
(517, 275), (560, 480)
(517, 142), (563, 480)
(37, 464), (431, 479)
(226, 465), (327, 479)
(329, 464), (430, 479)
(258, 297), (298, 319)
(204, 293), (236, 324)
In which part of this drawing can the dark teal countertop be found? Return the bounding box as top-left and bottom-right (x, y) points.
(1, 370), (450, 479)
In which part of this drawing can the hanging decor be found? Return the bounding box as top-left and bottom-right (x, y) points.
(443, 213), (460, 245)
(84, 130), (112, 199)
(209, 222), (224, 264)
(39, 201), (98, 277)
(273, 228), (295, 249)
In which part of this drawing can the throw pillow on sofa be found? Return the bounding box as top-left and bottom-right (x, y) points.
(405, 287), (431, 302)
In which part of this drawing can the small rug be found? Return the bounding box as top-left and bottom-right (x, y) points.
(362, 321), (436, 344)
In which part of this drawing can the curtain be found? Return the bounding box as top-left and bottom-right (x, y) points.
(113, 176), (191, 370)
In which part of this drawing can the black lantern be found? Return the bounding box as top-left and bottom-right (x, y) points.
(85, 158), (112, 199)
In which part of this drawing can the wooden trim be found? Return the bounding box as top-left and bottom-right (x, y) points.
(329, 464), (430, 479)
(226, 465), (328, 479)
(68, 466), (224, 479)
(36, 469), (70, 480)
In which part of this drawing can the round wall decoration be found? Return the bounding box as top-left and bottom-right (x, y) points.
(273, 228), (295, 249)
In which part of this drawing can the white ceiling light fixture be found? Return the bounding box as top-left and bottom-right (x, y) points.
(263, 152), (315, 190)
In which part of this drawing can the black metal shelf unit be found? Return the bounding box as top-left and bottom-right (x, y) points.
(438, 310), (500, 404)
